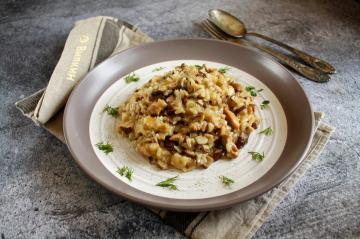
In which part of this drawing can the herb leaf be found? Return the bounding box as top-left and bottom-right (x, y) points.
(248, 151), (265, 161)
(218, 66), (231, 74)
(96, 142), (113, 154)
(125, 73), (140, 83)
(152, 67), (165, 72)
(260, 100), (270, 109)
(117, 166), (134, 181)
(259, 127), (273, 136)
(219, 176), (235, 186)
(245, 86), (263, 97)
(245, 86), (255, 91)
(194, 64), (202, 69)
(156, 175), (179, 190)
(103, 105), (119, 117)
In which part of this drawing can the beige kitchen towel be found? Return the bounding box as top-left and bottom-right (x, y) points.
(33, 16), (152, 125)
(15, 16), (334, 239)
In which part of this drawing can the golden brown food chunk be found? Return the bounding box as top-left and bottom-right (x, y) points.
(148, 99), (167, 115)
(224, 108), (240, 130)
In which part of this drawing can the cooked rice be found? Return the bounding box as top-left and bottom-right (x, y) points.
(117, 64), (259, 171)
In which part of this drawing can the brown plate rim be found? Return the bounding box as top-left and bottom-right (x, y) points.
(64, 38), (314, 211)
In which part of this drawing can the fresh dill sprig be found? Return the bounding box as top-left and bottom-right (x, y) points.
(248, 151), (265, 162)
(218, 66), (231, 74)
(96, 142), (113, 154)
(103, 105), (119, 117)
(219, 176), (235, 187)
(245, 86), (255, 91)
(156, 175), (179, 190)
(125, 73), (140, 83)
(245, 86), (263, 97)
(260, 100), (270, 109)
(116, 166), (134, 181)
(152, 67), (165, 72)
(259, 127), (273, 136)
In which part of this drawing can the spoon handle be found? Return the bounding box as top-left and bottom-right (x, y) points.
(247, 32), (336, 74)
(241, 40), (330, 83)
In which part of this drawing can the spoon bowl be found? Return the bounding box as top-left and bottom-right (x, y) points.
(208, 9), (247, 37)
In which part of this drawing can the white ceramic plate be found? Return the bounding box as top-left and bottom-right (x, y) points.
(89, 60), (287, 200)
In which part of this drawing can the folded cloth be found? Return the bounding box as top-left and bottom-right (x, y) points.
(33, 16), (152, 125)
(15, 16), (334, 239)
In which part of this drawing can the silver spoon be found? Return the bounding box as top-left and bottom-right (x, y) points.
(209, 9), (336, 74)
(201, 19), (330, 83)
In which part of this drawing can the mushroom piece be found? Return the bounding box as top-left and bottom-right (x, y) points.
(230, 82), (243, 92)
(224, 108), (240, 129)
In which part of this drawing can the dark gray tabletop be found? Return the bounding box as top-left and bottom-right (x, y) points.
(1, 0), (359, 238)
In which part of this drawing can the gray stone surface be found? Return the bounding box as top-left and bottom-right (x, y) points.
(1, 0), (359, 238)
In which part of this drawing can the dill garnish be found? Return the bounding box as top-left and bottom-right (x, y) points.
(259, 127), (273, 136)
(245, 86), (263, 97)
(218, 66), (231, 74)
(260, 100), (270, 109)
(125, 73), (140, 83)
(219, 176), (235, 186)
(156, 175), (179, 190)
(96, 142), (113, 154)
(117, 166), (134, 181)
(103, 105), (119, 117)
(248, 151), (265, 161)
(152, 67), (165, 72)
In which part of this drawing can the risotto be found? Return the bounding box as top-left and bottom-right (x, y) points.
(117, 64), (259, 171)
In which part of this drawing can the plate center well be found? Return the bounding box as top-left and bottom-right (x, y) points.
(89, 60), (287, 199)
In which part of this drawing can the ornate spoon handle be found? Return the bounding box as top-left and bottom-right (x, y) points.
(247, 32), (336, 74)
(240, 40), (330, 83)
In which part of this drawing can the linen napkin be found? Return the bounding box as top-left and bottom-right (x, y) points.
(15, 16), (334, 239)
